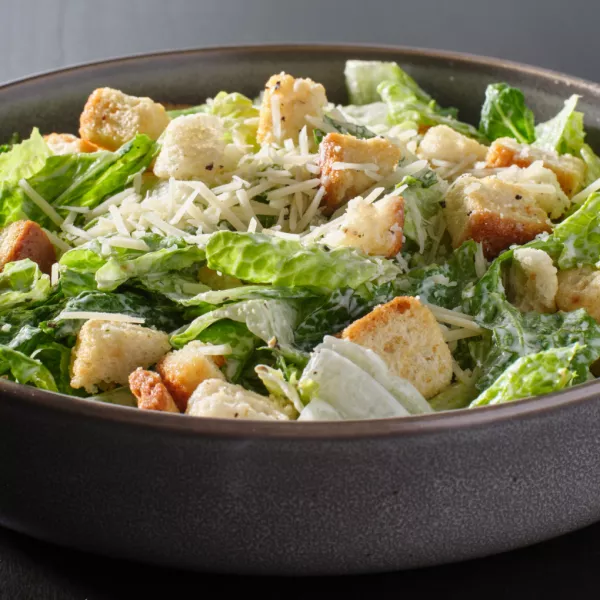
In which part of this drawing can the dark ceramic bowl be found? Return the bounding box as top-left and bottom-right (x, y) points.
(2, 45), (600, 576)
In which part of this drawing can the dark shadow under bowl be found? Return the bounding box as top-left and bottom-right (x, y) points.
(1, 44), (600, 575)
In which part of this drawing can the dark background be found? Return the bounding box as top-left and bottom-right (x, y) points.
(1, 0), (600, 597)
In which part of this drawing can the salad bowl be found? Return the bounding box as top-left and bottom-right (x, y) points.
(1, 44), (600, 575)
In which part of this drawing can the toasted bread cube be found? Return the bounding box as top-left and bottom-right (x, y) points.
(556, 267), (600, 322)
(319, 132), (402, 215)
(509, 248), (558, 314)
(156, 342), (225, 412)
(0, 220), (56, 274)
(153, 114), (227, 183)
(486, 137), (585, 197)
(79, 87), (170, 151)
(129, 368), (180, 413)
(186, 379), (293, 421)
(257, 72), (328, 145)
(417, 125), (487, 168)
(342, 296), (452, 399)
(496, 161), (570, 220)
(70, 320), (171, 394)
(44, 133), (98, 155)
(444, 176), (551, 259)
(323, 194), (404, 257)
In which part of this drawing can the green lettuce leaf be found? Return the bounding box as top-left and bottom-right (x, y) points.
(478, 83), (535, 143)
(379, 77), (485, 141)
(581, 144), (600, 185)
(0, 128), (50, 183)
(59, 234), (206, 295)
(534, 95), (584, 154)
(344, 60), (415, 105)
(206, 232), (399, 290)
(0, 133), (20, 155)
(170, 299), (298, 349)
(470, 344), (582, 407)
(0, 345), (59, 392)
(0, 259), (51, 310)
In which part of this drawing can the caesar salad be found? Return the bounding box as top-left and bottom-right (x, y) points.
(1, 59), (599, 421)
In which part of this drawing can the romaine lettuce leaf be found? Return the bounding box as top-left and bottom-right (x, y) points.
(478, 83), (535, 143)
(345, 60), (414, 105)
(379, 77), (485, 141)
(0, 345), (59, 392)
(206, 231), (399, 290)
(470, 344), (582, 407)
(0, 128), (50, 183)
(534, 95), (584, 154)
(170, 299), (298, 349)
(0, 259), (51, 310)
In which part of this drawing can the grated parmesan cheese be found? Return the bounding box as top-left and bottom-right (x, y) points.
(58, 311), (145, 323)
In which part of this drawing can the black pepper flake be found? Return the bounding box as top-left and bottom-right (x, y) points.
(281, 116), (286, 121)
(515, 194), (522, 200)
(234, 412), (239, 418)
(440, 200), (446, 208)
(274, 81), (281, 90)
(205, 163), (214, 171)
(467, 210), (473, 216)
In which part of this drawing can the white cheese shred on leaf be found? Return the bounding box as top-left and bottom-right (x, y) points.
(108, 204), (130, 236)
(271, 94), (282, 142)
(572, 176), (600, 205)
(58, 311), (145, 324)
(51, 263), (60, 286)
(331, 162), (379, 172)
(195, 343), (233, 356)
(106, 236), (150, 251)
(297, 186), (326, 232)
(443, 328), (483, 342)
(18, 179), (64, 227)
(43, 228), (72, 252)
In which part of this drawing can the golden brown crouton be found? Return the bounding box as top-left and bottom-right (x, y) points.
(186, 379), (293, 420)
(129, 368), (180, 413)
(79, 87), (170, 151)
(0, 220), (56, 274)
(508, 248), (558, 314)
(44, 133), (99, 155)
(322, 194), (404, 257)
(556, 267), (600, 322)
(342, 296), (453, 399)
(257, 72), (328, 145)
(319, 132), (402, 215)
(444, 176), (552, 259)
(70, 320), (171, 394)
(417, 125), (488, 168)
(156, 342), (226, 412)
(486, 137), (585, 197)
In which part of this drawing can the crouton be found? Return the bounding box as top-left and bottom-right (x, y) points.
(322, 193), (404, 257)
(186, 379), (293, 421)
(153, 114), (227, 183)
(319, 132), (402, 215)
(508, 248), (558, 314)
(0, 220), (56, 274)
(486, 137), (586, 197)
(342, 296), (452, 399)
(496, 161), (570, 219)
(156, 341), (225, 412)
(44, 133), (98, 155)
(70, 320), (171, 394)
(257, 72), (328, 145)
(417, 125), (487, 170)
(556, 267), (600, 322)
(79, 87), (170, 151)
(129, 368), (180, 413)
(444, 175), (551, 259)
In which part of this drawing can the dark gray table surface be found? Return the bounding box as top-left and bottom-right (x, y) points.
(1, 1), (600, 597)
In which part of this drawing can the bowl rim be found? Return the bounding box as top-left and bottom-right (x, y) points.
(2, 42), (600, 440)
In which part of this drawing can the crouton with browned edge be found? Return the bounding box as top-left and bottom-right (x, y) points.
(70, 320), (171, 394)
(319, 132), (401, 215)
(129, 368), (180, 413)
(342, 296), (452, 399)
(44, 133), (98, 155)
(156, 342), (225, 412)
(556, 266), (600, 322)
(444, 175), (551, 259)
(0, 220), (56, 274)
(509, 248), (558, 314)
(79, 87), (170, 151)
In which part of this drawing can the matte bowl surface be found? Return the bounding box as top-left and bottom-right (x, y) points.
(1, 44), (600, 575)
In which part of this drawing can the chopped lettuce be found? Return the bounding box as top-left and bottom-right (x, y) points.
(170, 299), (298, 349)
(206, 232), (400, 290)
(0, 345), (59, 392)
(479, 83), (536, 143)
(0, 259), (51, 310)
(344, 60), (413, 105)
(470, 344), (582, 407)
(534, 95), (583, 154)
